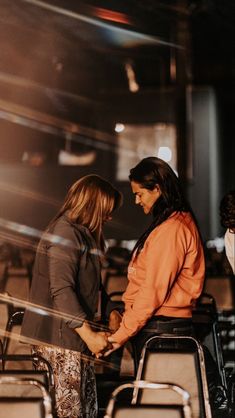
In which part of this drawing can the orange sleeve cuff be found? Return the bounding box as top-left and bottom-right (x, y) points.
(111, 327), (130, 346)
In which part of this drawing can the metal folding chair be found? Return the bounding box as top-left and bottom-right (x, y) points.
(0, 376), (53, 418)
(104, 380), (192, 418)
(135, 335), (212, 418)
(0, 353), (55, 402)
(193, 295), (227, 389)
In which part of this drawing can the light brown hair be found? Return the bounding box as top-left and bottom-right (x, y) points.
(51, 175), (122, 249)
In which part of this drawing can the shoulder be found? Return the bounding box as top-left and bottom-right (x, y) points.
(46, 216), (87, 249)
(147, 212), (198, 243)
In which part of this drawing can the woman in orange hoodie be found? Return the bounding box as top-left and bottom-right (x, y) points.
(103, 157), (228, 413)
(105, 156), (205, 364)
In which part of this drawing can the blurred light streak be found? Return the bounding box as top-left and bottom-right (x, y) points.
(0, 98), (148, 159)
(0, 105), (138, 158)
(0, 99), (118, 154)
(22, 0), (184, 49)
(151, 1), (190, 16)
(0, 71), (100, 108)
(93, 7), (131, 25)
(0, 217), (129, 250)
(0, 230), (38, 251)
(0, 218), (104, 258)
(2, 220), (135, 256)
(0, 218), (68, 245)
(0, 329), (118, 369)
(0, 181), (60, 208)
(125, 61), (139, 93)
(0, 293), (107, 333)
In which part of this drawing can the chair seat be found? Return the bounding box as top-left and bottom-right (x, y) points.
(0, 397), (44, 418)
(112, 404), (184, 418)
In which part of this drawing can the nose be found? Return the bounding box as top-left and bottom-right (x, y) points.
(135, 195), (141, 205)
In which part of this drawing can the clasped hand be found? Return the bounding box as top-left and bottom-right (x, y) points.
(95, 310), (123, 358)
(90, 331), (112, 357)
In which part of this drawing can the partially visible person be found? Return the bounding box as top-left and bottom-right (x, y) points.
(220, 189), (235, 274)
(21, 174), (122, 418)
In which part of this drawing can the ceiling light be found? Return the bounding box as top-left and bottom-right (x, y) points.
(157, 146), (172, 162)
(115, 123), (125, 133)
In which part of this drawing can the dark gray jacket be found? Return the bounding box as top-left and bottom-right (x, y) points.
(21, 215), (101, 352)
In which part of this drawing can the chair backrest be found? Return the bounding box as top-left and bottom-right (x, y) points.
(103, 273), (128, 296)
(0, 370), (49, 391)
(0, 376), (53, 418)
(1, 304), (32, 370)
(135, 335), (212, 418)
(0, 354), (54, 391)
(192, 310), (227, 388)
(203, 276), (235, 311)
(195, 293), (217, 317)
(104, 380), (192, 418)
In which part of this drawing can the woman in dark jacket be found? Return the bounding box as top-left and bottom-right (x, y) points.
(21, 174), (122, 418)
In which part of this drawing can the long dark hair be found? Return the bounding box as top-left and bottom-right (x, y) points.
(129, 157), (192, 255)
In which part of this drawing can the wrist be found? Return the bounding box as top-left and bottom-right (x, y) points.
(75, 321), (95, 344)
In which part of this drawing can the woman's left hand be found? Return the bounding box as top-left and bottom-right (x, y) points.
(99, 335), (121, 358)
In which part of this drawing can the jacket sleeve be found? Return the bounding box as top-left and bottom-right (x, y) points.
(112, 223), (186, 344)
(48, 222), (87, 329)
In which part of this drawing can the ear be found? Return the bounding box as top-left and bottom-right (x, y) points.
(154, 184), (162, 196)
(154, 184), (161, 193)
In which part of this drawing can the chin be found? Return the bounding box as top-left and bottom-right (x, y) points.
(143, 208), (150, 214)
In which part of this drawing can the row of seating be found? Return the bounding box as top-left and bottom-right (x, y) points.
(0, 260), (234, 417)
(0, 334), (208, 418)
(0, 352), (54, 418)
(97, 270), (235, 417)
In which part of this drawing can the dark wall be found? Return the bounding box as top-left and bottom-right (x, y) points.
(187, 87), (222, 241)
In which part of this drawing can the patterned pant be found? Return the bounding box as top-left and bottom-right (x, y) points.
(32, 345), (98, 418)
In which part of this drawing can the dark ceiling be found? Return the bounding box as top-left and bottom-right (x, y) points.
(0, 0), (234, 132)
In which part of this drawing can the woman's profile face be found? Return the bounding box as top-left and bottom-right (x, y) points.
(131, 181), (161, 214)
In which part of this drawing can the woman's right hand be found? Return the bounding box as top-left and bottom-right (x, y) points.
(109, 310), (122, 332)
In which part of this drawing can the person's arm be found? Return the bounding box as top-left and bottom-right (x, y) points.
(48, 222), (110, 353)
(48, 226), (87, 329)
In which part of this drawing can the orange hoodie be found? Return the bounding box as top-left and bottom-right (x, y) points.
(112, 212), (205, 345)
